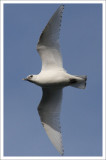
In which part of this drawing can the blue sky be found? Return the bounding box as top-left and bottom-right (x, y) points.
(4, 3), (102, 156)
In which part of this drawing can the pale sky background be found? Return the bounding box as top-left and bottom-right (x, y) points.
(4, 3), (102, 156)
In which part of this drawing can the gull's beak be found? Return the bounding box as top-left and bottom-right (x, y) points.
(22, 78), (27, 80)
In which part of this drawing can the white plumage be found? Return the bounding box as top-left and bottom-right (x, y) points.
(23, 5), (87, 156)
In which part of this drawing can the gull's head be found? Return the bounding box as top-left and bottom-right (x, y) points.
(23, 75), (37, 83)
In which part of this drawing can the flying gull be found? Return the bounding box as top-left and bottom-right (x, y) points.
(23, 5), (87, 156)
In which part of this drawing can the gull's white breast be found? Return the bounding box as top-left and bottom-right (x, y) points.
(36, 69), (71, 87)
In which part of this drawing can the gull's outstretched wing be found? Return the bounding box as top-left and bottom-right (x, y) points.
(37, 5), (64, 71)
(38, 87), (64, 155)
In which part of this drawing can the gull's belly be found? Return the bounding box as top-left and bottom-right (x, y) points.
(36, 71), (70, 87)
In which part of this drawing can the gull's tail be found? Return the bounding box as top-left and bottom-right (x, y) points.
(70, 75), (87, 89)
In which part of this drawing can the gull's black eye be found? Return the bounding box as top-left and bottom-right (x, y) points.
(30, 75), (33, 78)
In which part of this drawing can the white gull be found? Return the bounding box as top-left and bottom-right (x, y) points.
(23, 5), (87, 156)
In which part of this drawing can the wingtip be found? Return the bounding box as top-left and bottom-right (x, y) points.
(60, 4), (65, 8)
(61, 148), (64, 156)
(59, 4), (65, 11)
